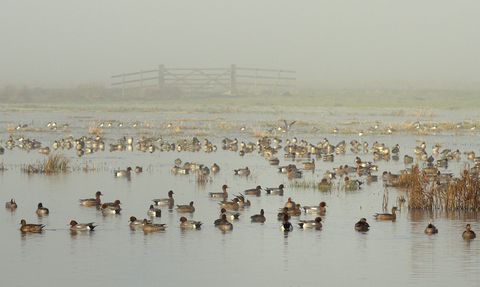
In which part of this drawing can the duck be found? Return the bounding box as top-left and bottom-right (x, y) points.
(284, 197), (296, 209)
(219, 208), (240, 221)
(20, 219), (45, 232)
(210, 163), (220, 173)
(209, 184), (229, 198)
(135, 166), (143, 173)
(265, 184), (285, 195)
(69, 220), (96, 231)
(217, 214), (233, 231)
(114, 167), (132, 177)
(129, 216), (151, 228)
(147, 205), (161, 217)
(244, 185), (262, 196)
(101, 203), (121, 215)
(234, 193), (251, 207)
(303, 202), (327, 214)
(302, 159), (315, 170)
(103, 200), (122, 210)
(318, 178), (332, 190)
(152, 190), (174, 206)
(287, 204), (302, 216)
(176, 201), (195, 213)
(280, 214), (293, 231)
(179, 217), (202, 229)
(79, 191), (103, 206)
(142, 219), (167, 232)
(219, 198), (240, 210)
(5, 198), (17, 209)
(250, 209), (266, 222)
(424, 222), (438, 234)
(268, 158), (280, 165)
(277, 207), (292, 220)
(462, 224), (476, 239)
(374, 206), (398, 220)
(298, 217), (322, 230)
(354, 218), (370, 231)
(234, 167), (250, 176)
(36, 203), (49, 215)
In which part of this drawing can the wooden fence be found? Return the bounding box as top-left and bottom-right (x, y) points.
(111, 64), (295, 95)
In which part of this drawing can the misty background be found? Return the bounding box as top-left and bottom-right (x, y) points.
(1, 1), (479, 90)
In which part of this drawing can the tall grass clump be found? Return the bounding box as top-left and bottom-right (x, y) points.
(22, 152), (71, 173)
(390, 164), (480, 210)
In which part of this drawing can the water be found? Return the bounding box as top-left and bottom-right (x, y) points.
(1, 108), (480, 286)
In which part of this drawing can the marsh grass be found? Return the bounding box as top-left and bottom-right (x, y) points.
(22, 152), (71, 173)
(289, 179), (317, 189)
(389, 164), (480, 210)
(89, 127), (104, 135)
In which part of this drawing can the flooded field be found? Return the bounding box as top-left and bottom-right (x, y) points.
(1, 106), (480, 286)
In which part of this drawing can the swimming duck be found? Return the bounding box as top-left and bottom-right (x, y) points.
(298, 217), (322, 230)
(219, 198), (240, 210)
(303, 202), (327, 214)
(265, 184), (285, 195)
(284, 197), (296, 209)
(69, 220), (96, 231)
(147, 205), (162, 217)
(219, 208), (240, 221)
(277, 207), (291, 220)
(135, 166), (143, 173)
(79, 191), (103, 206)
(250, 209), (266, 222)
(244, 185), (262, 196)
(218, 214), (233, 231)
(287, 204), (302, 216)
(114, 167), (132, 177)
(318, 178), (332, 190)
(374, 207), (398, 220)
(354, 218), (370, 231)
(36, 203), (49, 215)
(234, 167), (250, 176)
(20, 219), (45, 232)
(211, 163), (220, 173)
(142, 219), (167, 232)
(152, 190), (175, 206)
(5, 198), (17, 209)
(209, 184), (229, 198)
(302, 159), (315, 170)
(129, 216), (151, 228)
(424, 222), (438, 234)
(234, 193), (251, 207)
(103, 200), (122, 210)
(101, 203), (121, 215)
(176, 201), (195, 213)
(280, 214), (293, 231)
(269, 158), (280, 165)
(179, 217), (202, 229)
(462, 224), (476, 239)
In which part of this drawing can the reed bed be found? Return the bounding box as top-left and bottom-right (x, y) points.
(22, 152), (71, 173)
(89, 126), (104, 135)
(389, 164), (480, 210)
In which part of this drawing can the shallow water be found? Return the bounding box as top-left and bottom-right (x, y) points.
(1, 108), (480, 286)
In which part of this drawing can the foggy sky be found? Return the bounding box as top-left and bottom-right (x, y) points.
(1, 1), (479, 89)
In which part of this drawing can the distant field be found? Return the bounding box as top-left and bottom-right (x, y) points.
(1, 86), (479, 111)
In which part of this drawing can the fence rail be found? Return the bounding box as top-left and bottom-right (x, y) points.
(111, 64), (295, 95)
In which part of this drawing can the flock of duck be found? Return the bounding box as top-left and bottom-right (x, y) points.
(2, 119), (479, 240)
(5, 182), (476, 239)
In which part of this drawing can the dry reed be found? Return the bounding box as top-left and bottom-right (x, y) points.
(389, 164), (480, 210)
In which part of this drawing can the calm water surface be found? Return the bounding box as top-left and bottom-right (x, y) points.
(1, 108), (480, 286)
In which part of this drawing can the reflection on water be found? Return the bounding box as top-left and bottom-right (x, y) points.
(1, 108), (480, 285)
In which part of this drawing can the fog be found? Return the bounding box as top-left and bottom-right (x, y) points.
(1, 1), (479, 89)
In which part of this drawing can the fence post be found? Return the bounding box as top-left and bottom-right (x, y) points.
(272, 69), (281, 95)
(230, 64), (236, 95)
(158, 64), (165, 88)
